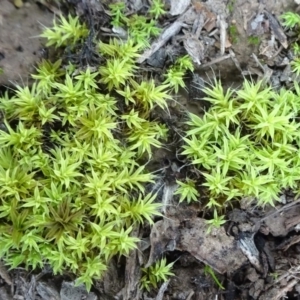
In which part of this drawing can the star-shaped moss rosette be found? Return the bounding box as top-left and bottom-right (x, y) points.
(0, 8), (194, 292)
(181, 79), (300, 218)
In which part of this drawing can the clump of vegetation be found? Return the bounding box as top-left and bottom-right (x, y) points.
(0, 8), (194, 292)
(227, 0), (236, 14)
(109, 1), (162, 47)
(140, 258), (175, 291)
(281, 11), (300, 75)
(228, 24), (239, 44)
(248, 35), (260, 46)
(149, 0), (167, 19)
(40, 15), (89, 47)
(181, 79), (300, 225)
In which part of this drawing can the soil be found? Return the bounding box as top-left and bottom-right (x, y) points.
(1, 0), (300, 300)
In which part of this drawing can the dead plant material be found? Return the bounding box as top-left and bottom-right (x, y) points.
(137, 15), (186, 63)
(162, 183), (178, 214)
(218, 17), (227, 55)
(260, 199), (300, 237)
(248, 53), (273, 85)
(138, 2), (217, 64)
(146, 218), (179, 268)
(36, 281), (60, 300)
(198, 53), (231, 68)
(262, 266), (300, 300)
(155, 280), (170, 300)
(238, 233), (263, 274)
(186, 290), (195, 300)
(276, 235), (300, 251)
(228, 48), (242, 72)
(183, 30), (205, 64)
(0, 261), (12, 286)
(0, 286), (13, 300)
(36, 0), (62, 15)
(147, 218), (247, 274)
(263, 10), (288, 49)
(118, 227), (142, 300)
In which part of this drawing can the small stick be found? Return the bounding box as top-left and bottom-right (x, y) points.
(219, 17), (227, 56)
(274, 279), (298, 300)
(197, 54), (231, 68)
(137, 7), (195, 63)
(155, 280), (170, 300)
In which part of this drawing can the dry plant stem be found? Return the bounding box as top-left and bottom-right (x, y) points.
(266, 265), (300, 299)
(250, 53), (273, 85)
(194, 13), (205, 38)
(197, 54), (231, 68)
(162, 183), (178, 214)
(137, 21), (183, 63)
(251, 53), (265, 71)
(186, 290), (195, 300)
(228, 48), (242, 72)
(242, 9), (254, 31)
(219, 17), (226, 56)
(270, 45), (284, 60)
(25, 275), (36, 300)
(0, 260), (12, 286)
(250, 199), (300, 233)
(263, 9), (288, 49)
(260, 199), (300, 224)
(36, 0), (62, 14)
(285, 214), (300, 229)
(155, 280), (170, 300)
(137, 7), (195, 63)
(274, 278), (298, 300)
(277, 235), (300, 251)
(122, 227), (141, 300)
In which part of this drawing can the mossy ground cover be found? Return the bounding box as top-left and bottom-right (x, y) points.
(2, 0), (300, 297)
(0, 4), (191, 292)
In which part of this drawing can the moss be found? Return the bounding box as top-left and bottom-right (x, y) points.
(0, 9), (194, 292)
(182, 79), (300, 214)
(247, 36), (260, 45)
(228, 24), (239, 44)
(227, 0), (236, 14)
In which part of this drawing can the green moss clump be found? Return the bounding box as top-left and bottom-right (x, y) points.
(248, 36), (260, 45)
(281, 11), (300, 75)
(0, 57), (162, 292)
(0, 10), (194, 291)
(182, 80), (300, 211)
(228, 24), (239, 44)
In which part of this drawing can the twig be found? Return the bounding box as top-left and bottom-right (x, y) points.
(197, 54), (231, 68)
(155, 280), (170, 300)
(137, 7), (195, 63)
(186, 290), (195, 300)
(219, 17), (226, 56)
(137, 21), (183, 63)
(274, 279), (298, 300)
(260, 199), (300, 224)
(228, 48), (242, 72)
(0, 260), (12, 286)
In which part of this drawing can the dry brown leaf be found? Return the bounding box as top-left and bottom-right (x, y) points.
(147, 218), (247, 274)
